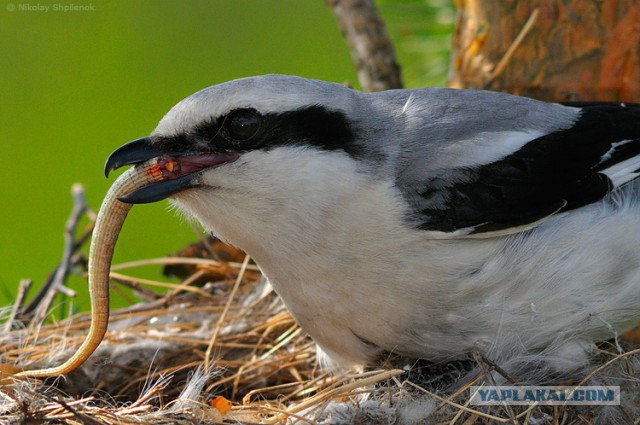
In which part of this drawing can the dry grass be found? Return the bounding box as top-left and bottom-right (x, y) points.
(0, 246), (406, 424)
(1, 192), (640, 424)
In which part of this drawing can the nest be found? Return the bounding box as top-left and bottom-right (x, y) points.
(2, 187), (640, 424)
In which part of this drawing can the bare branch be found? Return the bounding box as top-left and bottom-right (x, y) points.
(26, 184), (88, 328)
(327, 0), (403, 91)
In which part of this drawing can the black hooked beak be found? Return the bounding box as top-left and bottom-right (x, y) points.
(104, 136), (162, 177)
(105, 136), (238, 204)
(104, 136), (198, 204)
(117, 174), (198, 204)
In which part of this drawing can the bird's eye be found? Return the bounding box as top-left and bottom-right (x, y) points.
(224, 108), (262, 142)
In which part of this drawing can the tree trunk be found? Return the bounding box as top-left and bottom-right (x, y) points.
(450, 0), (640, 343)
(448, 0), (640, 102)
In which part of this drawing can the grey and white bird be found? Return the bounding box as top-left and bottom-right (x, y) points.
(105, 74), (640, 376)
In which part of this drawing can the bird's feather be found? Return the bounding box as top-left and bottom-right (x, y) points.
(403, 102), (640, 237)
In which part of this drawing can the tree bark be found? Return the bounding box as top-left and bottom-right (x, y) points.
(327, 0), (403, 91)
(449, 0), (640, 102)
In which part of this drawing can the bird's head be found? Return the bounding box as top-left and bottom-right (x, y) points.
(104, 75), (384, 251)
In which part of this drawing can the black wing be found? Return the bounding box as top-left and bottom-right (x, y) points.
(415, 102), (640, 236)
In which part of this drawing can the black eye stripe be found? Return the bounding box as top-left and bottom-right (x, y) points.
(161, 105), (366, 159)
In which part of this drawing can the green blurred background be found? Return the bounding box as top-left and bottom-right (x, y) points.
(0, 0), (454, 312)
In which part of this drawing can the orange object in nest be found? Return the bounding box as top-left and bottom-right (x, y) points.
(211, 395), (232, 414)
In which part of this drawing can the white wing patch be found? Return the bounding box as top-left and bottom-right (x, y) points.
(598, 139), (634, 164)
(601, 155), (640, 187)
